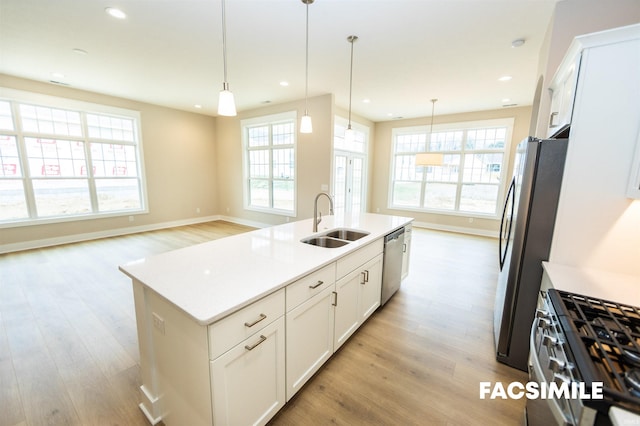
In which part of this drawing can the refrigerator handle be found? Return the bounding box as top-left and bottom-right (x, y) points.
(499, 177), (516, 269)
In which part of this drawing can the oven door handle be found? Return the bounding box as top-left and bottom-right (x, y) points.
(529, 318), (574, 426)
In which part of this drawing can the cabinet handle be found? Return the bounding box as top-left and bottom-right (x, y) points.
(332, 291), (338, 306)
(360, 270), (369, 284)
(403, 243), (407, 253)
(549, 111), (559, 128)
(244, 335), (267, 351)
(244, 313), (267, 328)
(308, 280), (324, 289)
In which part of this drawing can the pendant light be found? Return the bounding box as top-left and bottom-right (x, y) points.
(416, 99), (444, 166)
(344, 35), (358, 144)
(218, 0), (236, 116)
(299, 0), (314, 133)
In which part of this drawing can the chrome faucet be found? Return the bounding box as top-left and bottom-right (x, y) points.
(313, 192), (334, 232)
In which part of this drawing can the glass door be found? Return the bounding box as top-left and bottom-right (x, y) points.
(333, 118), (368, 216)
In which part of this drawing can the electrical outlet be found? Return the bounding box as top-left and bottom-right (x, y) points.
(152, 312), (165, 335)
(196, 207), (201, 214)
(128, 215), (134, 222)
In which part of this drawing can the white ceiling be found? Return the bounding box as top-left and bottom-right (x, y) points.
(0, 0), (559, 122)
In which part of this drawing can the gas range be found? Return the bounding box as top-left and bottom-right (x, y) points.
(528, 289), (640, 425)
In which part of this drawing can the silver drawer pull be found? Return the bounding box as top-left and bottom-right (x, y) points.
(309, 280), (324, 289)
(244, 313), (267, 328)
(244, 335), (267, 351)
(361, 270), (369, 284)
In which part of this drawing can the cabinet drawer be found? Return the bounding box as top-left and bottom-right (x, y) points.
(209, 288), (284, 359)
(286, 263), (336, 311)
(336, 238), (383, 279)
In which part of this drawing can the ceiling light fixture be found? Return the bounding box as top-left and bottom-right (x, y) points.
(299, 0), (314, 134)
(511, 38), (525, 48)
(217, 0), (236, 116)
(344, 35), (358, 144)
(498, 75), (512, 82)
(416, 99), (443, 167)
(105, 7), (126, 19)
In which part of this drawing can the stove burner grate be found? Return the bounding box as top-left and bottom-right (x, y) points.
(550, 290), (640, 414)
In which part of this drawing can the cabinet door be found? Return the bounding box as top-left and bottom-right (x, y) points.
(334, 268), (361, 351)
(359, 254), (383, 322)
(211, 316), (285, 426)
(285, 286), (335, 400)
(401, 226), (412, 280)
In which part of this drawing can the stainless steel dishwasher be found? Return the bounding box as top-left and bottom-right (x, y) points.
(380, 226), (405, 306)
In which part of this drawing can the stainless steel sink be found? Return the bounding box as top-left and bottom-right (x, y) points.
(301, 228), (369, 248)
(323, 228), (369, 241)
(301, 236), (349, 248)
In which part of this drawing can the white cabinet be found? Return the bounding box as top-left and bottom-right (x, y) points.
(286, 240), (383, 399)
(211, 316), (285, 426)
(334, 253), (382, 350)
(401, 224), (412, 280)
(334, 266), (361, 350)
(209, 289), (286, 426)
(334, 240), (384, 350)
(548, 24), (640, 274)
(285, 264), (336, 401)
(547, 49), (581, 137)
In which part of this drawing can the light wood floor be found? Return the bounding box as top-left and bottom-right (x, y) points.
(0, 221), (527, 426)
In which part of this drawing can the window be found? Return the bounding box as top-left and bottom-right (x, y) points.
(0, 90), (147, 226)
(390, 119), (512, 216)
(242, 112), (296, 215)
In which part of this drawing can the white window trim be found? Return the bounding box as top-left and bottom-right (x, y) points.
(241, 111), (297, 217)
(388, 118), (513, 219)
(0, 88), (149, 228)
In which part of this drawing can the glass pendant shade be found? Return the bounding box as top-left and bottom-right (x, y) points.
(415, 152), (443, 166)
(300, 114), (313, 133)
(218, 86), (236, 116)
(344, 126), (355, 144)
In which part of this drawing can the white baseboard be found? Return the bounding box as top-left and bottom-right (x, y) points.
(412, 220), (498, 238)
(0, 215), (223, 254)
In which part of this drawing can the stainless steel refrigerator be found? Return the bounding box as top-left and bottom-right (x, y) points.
(493, 136), (568, 371)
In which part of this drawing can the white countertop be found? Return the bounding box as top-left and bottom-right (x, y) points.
(542, 261), (640, 307)
(119, 213), (412, 325)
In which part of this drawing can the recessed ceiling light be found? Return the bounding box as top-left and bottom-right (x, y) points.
(105, 7), (127, 19)
(387, 113), (394, 117)
(279, 81), (289, 87)
(194, 104), (202, 109)
(511, 39), (525, 48)
(502, 98), (511, 103)
(72, 48), (88, 55)
(362, 98), (370, 103)
(51, 72), (65, 79)
(498, 75), (512, 82)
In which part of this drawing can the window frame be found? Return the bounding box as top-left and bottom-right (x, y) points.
(0, 88), (148, 228)
(241, 111), (297, 217)
(388, 118), (513, 218)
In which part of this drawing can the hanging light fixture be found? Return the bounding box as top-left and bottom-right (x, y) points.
(218, 0), (236, 116)
(299, 0), (314, 133)
(416, 99), (444, 166)
(344, 35), (358, 144)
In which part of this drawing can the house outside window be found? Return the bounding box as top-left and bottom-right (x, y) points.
(390, 118), (513, 216)
(0, 90), (147, 227)
(242, 111), (296, 216)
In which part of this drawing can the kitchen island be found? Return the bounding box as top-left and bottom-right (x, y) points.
(119, 213), (412, 426)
